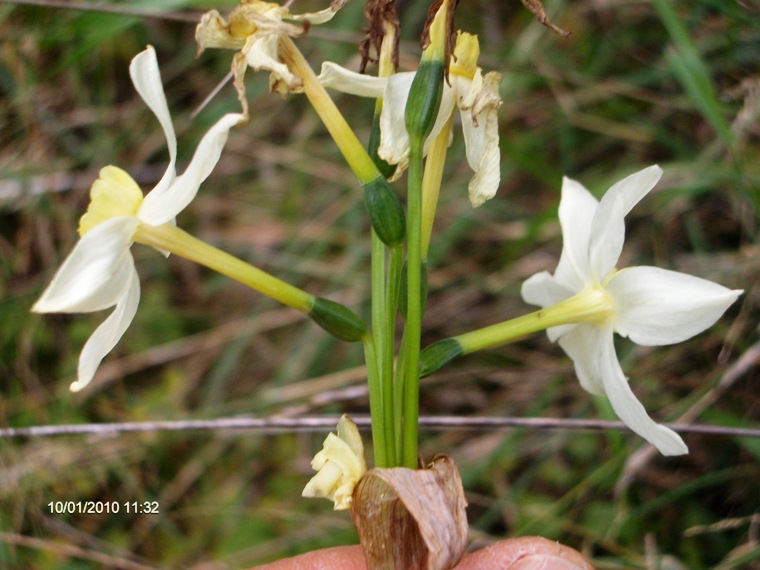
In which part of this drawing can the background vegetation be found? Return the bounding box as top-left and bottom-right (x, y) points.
(1, 0), (758, 568)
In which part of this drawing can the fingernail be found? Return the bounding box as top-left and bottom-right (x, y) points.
(509, 554), (588, 570)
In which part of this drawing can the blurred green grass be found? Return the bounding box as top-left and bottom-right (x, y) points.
(1, 0), (759, 568)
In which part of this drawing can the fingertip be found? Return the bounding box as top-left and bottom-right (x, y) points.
(509, 554), (589, 570)
(455, 537), (594, 570)
(251, 545), (367, 570)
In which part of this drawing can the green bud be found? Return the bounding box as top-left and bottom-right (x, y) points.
(363, 176), (406, 246)
(309, 297), (367, 342)
(419, 338), (463, 378)
(399, 261), (428, 319)
(404, 59), (445, 143)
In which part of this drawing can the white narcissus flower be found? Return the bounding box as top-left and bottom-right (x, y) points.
(318, 32), (502, 207)
(33, 46), (244, 392)
(195, 0), (349, 109)
(521, 165), (742, 456)
(302, 415), (367, 510)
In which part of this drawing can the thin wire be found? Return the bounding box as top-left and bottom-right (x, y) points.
(190, 70), (234, 119)
(2, 0), (202, 22)
(1, 416), (758, 438)
(5, 0), (366, 44)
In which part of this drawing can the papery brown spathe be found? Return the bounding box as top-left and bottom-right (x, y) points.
(351, 454), (468, 570)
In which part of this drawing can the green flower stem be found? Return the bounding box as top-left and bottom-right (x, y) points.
(370, 231), (398, 466)
(421, 112), (454, 261)
(279, 36), (404, 246)
(393, 325), (408, 456)
(136, 224), (313, 311)
(134, 223), (367, 342)
(386, 243), (404, 461)
(420, 287), (616, 377)
(362, 332), (389, 467)
(402, 142), (425, 468)
(368, 25), (401, 466)
(399, 1), (446, 466)
(279, 37), (378, 184)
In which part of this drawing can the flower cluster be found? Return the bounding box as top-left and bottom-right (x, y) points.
(318, 30), (502, 207)
(34, 0), (743, 482)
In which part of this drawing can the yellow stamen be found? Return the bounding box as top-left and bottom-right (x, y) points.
(78, 166), (143, 236)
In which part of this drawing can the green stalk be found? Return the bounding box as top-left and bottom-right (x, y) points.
(368, 26), (401, 465)
(419, 287), (617, 377)
(421, 112), (454, 261)
(387, 245), (404, 458)
(370, 230), (397, 466)
(136, 224), (313, 312)
(393, 323), (408, 457)
(362, 332), (388, 467)
(134, 223), (366, 342)
(398, 0), (446, 466)
(279, 36), (405, 247)
(402, 142), (424, 468)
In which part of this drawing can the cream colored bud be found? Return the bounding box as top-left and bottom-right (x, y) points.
(302, 415), (367, 510)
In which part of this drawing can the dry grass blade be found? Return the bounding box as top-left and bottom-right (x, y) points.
(0, 531), (162, 570)
(520, 0), (571, 37)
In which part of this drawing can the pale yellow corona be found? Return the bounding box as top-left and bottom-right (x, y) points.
(78, 167), (143, 236)
(450, 32), (479, 80)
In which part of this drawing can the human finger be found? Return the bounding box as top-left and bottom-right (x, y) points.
(455, 536), (594, 569)
(253, 545), (366, 570)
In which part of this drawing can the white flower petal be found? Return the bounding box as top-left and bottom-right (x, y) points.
(521, 268), (580, 344)
(32, 218), (138, 313)
(459, 103), (483, 166)
(553, 176), (598, 291)
(139, 112), (243, 225)
(460, 99), (500, 207)
(377, 73), (457, 176)
(129, 46), (177, 197)
(521, 271), (573, 308)
(588, 192), (625, 280)
(317, 62), (387, 98)
(557, 323), (608, 396)
(71, 267), (141, 392)
(245, 34), (299, 89)
(603, 164), (662, 218)
(597, 330), (688, 455)
(426, 84), (457, 146)
(608, 266), (743, 346)
(378, 72), (416, 166)
(288, 0), (348, 25)
(586, 165), (662, 280)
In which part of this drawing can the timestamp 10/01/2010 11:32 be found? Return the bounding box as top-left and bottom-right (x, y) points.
(47, 500), (160, 515)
